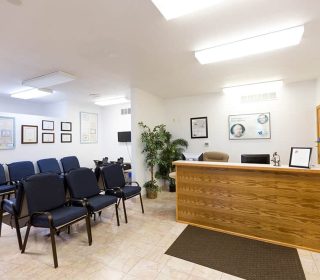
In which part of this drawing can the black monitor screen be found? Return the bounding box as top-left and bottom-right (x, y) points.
(241, 154), (270, 164)
(118, 131), (131, 142)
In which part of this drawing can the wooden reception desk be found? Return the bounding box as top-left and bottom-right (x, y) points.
(174, 161), (320, 252)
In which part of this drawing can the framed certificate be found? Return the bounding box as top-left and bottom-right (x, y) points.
(61, 122), (72, 131)
(42, 120), (54, 131)
(289, 147), (312, 168)
(190, 117), (208, 139)
(42, 133), (55, 143)
(0, 116), (15, 150)
(61, 133), (72, 143)
(21, 125), (38, 144)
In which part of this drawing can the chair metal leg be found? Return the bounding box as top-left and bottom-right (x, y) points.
(0, 210), (3, 237)
(14, 215), (22, 250)
(122, 198), (128, 223)
(139, 193), (145, 214)
(49, 226), (58, 268)
(67, 225), (71, 234)
(115, 204), (120, 226)
(21, 223), (31, 253)
(98, 211), (102, 218)
(85, 215), (92, 246)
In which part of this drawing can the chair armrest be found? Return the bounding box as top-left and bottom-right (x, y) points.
(68, 198), (88, 207)
(126, 181), (140, 187)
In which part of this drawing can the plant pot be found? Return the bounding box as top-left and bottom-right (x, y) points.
(146, 189), (158, 199)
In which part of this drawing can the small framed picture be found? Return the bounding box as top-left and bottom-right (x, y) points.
(61, 133), (72, 143)
(21, 125), (38, 144)
(61, 122), (72, 131)
(42, 133), (55, 143)
(289, 147), (312, 168)
(190, 117), (208, 139)
(42, 120), (54, 131)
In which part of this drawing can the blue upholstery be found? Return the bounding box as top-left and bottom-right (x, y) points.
(31, 206), (87, 228)
(7, 161), (35, 182)
(37, 158), (62, 175)
(2, 198), (16, 213)
(86, 195), (117, 212)
(121, 186), (141, 198)
(0, 165), (7, 185)
(0, 184), (16, 194)
(23, 174), (65, 214)
(61, 156), (80, 173)
(65, 168), (100, 199)
(101, 164), (126, 189)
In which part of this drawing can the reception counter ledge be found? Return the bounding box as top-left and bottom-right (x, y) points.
(173, 161), (320, 252)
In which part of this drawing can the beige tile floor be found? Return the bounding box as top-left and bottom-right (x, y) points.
(0, 191), (320, 280)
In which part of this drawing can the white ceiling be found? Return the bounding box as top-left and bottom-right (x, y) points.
(0, 0), (320, 103)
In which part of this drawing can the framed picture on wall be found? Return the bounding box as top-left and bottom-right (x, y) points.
(61, 133), (72, 143)
(42, 133), (55, 143)
(190, 117), (208, 138)
(61, 122), (72, 131)
(21, 125), (38, 144)
(228, 113), (271, 140)
(289, 147), (312, 169)
(42, 120), (54, 131)
(0, 116), (15, 150)
(80, 112), (98, 144)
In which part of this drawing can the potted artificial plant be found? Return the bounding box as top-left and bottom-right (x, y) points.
(156, 130), (188, 192)
(139, 122), (166, 199)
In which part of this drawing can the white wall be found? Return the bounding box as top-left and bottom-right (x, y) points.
(0, 97), (103, 174)
(101, 102), (132, 162)
(164, 80), (317, 166)
(131, 88), (165, 186)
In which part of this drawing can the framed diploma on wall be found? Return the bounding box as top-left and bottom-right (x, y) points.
(21, 125), (38, 144)
(0, 116), (15, 150)
(289, 147), (312, 168)
(190, 117), (208, 139)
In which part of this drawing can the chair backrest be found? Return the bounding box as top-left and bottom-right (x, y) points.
(0, 164), (7, 185)
(65, 168), (100, 199)
(7, 161), (35, 182)
(60, 156), (80, 173)
(37, 158), (62, 174)
(23, 173), (65, 214)
(203, 151), (229, 162)
(101, 164), (125, 189)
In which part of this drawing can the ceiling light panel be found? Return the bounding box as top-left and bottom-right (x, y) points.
(11, 89), (52, 100)
(195, 25), (304, 64)
(22, 71), (76, 88)
(151, 0), (221, 20)
(94, 97), (130, 106)
(223, 80), (283, 95)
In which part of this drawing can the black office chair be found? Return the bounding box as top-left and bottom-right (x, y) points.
(101, 164), (144, 223)
(60, 156), (80, 173)
(21, 173), (92, 268)
(0, 182), (26, 250)
(65, 168), (119, 226)
(0, 164), (16, 200)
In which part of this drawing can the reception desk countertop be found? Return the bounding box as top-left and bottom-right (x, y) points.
(174, 161), (320, 252)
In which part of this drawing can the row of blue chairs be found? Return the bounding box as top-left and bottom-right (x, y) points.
(0, 157), (144, 268)
(0, 156), (80, 200)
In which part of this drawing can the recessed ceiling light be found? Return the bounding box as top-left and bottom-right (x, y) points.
(151, 0), (221, 20)
(223, 80), (283, 95)
(11, 88), (52, 100)
(22, 71), (76, 88)
(195, 25), (304, 64)
(94, 96), (130, 106)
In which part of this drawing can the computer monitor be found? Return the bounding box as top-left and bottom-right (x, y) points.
(241, 154), (270, 164)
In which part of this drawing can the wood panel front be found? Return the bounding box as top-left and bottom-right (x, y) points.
(175, 162), (320, 252)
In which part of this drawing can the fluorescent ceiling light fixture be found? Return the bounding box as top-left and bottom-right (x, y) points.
(11, 88), (52, 100)
(195, 25), (304, 64)
(22, 71), (76, 88)
(223, 80), (283, 95)
(94, 96), (130, 106)
(151, 0), (221, 20)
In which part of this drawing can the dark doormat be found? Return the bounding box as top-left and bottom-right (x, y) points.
(165, 225), (306, 280)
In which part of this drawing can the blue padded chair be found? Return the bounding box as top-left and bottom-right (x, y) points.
(37, 158), (62, 175)
(0, 164), (16, 199)
(65, 168), (119, 226)
(60, 156), (80, 174)
(21, 173), (92, 268)
(0, 182), (26, 250)
(7, 161), (35, 183)
(101, 164), (144, 223)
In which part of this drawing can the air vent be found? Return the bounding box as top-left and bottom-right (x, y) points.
(241, 92), (278, 103)
(121, 107), (131, 115)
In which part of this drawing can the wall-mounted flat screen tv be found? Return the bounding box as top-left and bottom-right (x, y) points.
(118, 131), (131, 142)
